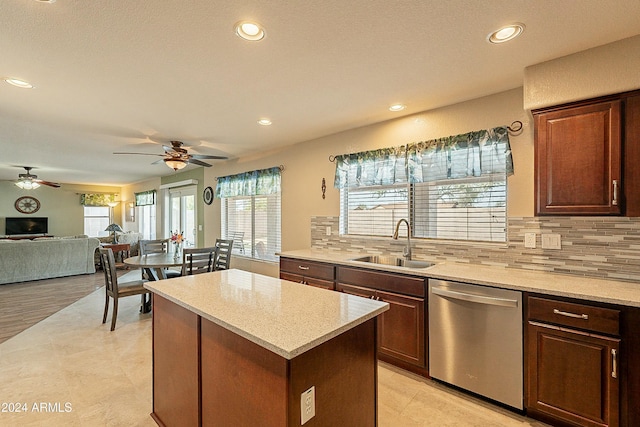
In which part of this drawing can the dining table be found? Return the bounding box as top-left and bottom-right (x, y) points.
(124, 252), (184, 313)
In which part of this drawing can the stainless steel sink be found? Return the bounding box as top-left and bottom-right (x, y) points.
(349, 255), (434, 269)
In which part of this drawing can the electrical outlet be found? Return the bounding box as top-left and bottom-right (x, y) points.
(541, 233), (562, 250)
(301, 386), (315, 425)
(524, 232), (536, 249)
(325, 226), (331, 236)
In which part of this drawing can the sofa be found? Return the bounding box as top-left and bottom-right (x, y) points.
(0, 236), (100, 285)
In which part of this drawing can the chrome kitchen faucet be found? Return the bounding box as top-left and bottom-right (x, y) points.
(393, 219), (412, 260)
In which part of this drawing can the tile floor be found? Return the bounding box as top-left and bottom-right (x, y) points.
(0, 283), (548, 426)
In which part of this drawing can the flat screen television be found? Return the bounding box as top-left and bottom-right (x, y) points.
(5, 217), (48, 235)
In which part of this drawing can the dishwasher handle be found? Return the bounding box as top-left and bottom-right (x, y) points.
(431, 286), (519, 308)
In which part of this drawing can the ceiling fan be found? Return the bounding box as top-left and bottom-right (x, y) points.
(113, 140), (228, 171)
(15, 167), (61, 189)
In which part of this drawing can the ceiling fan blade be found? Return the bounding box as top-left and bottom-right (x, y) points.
(163, 145), (187, 155)
(34, 179), (61, 188)
(190, 154), (228, 160)
(188, 159), (212, 167)
(113, 152), (166, 157)
(150, 159), (166, 165)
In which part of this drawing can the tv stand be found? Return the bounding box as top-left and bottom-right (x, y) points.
(4, 235), (53, 240)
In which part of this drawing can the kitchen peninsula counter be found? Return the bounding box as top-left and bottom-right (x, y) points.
(144, 269), (388, 426)
(278, 249), (640, 308)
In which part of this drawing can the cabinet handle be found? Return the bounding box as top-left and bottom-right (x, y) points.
(553, 309), (588, 320)
(611, 349), (618, 378)
(612, 180), (618, 206)
(297, 265), (310, 271)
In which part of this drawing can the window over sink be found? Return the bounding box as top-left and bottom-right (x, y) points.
(335, 127), (511, 243)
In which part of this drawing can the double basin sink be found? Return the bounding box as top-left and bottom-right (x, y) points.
(349, 255), (434, 269)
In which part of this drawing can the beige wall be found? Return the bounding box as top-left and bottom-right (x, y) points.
(205, 88), (532, 275)
(0, 182), (122, 237)
(524, 34), (640, 110)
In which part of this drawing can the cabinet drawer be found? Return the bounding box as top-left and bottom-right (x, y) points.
(528, 296), (620, 336)
(337, 267), (425, 297)
(305, 277), (335, 291)
(280, 258), (335, 281)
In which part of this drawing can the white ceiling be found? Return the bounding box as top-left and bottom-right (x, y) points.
(1, 0), (640, 186)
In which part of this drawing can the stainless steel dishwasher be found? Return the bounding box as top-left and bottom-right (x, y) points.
(428, 279), (523, 410)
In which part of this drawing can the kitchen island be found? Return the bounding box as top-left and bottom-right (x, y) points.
(144, 269), (388, 427)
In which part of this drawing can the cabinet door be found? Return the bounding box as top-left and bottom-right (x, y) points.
(527, 321), (620, 427)
(535, 101), (621, 215)
(377, 290), (426, 368)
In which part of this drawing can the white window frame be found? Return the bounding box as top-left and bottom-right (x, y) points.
(221, 192), (281, 261)
(83, 206), (110, 237)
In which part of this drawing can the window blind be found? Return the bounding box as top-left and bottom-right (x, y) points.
(336, 126), (511, 243)
(217, 166), (282, 261)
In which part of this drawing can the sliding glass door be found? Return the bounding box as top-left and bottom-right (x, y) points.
(169, 186), (197, 248)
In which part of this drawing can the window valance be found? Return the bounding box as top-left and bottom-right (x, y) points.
(333, 126), (513, 188)
(79, 193), (117, 206)
(333, 146), (408, 189)
(215, 166), (281, 198)
(135, 190), (156, 206)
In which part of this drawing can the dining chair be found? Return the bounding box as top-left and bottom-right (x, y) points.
(139, 238), (181, 279)
(214, 239), (234, 270)
(228, 231), (246, 254)
(181, 246), (218, 276)
(99, 247), (149, 331)
(140, 239), (170, 255)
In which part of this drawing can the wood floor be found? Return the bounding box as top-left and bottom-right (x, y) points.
(0, 272), (106, 344)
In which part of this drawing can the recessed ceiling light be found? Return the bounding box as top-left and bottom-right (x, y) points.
(3, 77), (34, 89)
(389, 104), (406, 112)
(235, 21), (265, 41)
(488, 23), (525, 44)
(35, 0), (56, 3)
(257, 118), (272, 126)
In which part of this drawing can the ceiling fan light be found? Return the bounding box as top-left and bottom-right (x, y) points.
(164, 159), (187, 171)
(15, 180), (40, 190)
(3, 77), (34, 89)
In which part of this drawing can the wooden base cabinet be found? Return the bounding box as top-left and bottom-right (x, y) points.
(151, 294), (380, 427)
(527, 322), (620, 427)
(336, 267), (427, 376)
(526, 296), (621, 427)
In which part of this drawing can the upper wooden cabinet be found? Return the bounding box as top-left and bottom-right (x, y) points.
(534, 100), (622, 215)
(534, 90), (640, 216)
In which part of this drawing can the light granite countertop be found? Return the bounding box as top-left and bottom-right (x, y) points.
(144, 269), (388, 359)
(278, 249), (640, 308)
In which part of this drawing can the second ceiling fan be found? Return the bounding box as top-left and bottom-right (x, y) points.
(114, 140), (228, 170)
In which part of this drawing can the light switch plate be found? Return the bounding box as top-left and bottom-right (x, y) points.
(325, 226), (331, 236)
(541, 233), (561, 250)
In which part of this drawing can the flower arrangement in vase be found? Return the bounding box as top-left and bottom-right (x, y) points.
(171, 231), (184, 259)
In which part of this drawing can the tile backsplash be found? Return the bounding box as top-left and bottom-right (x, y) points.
(311, 216), (640, 283)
